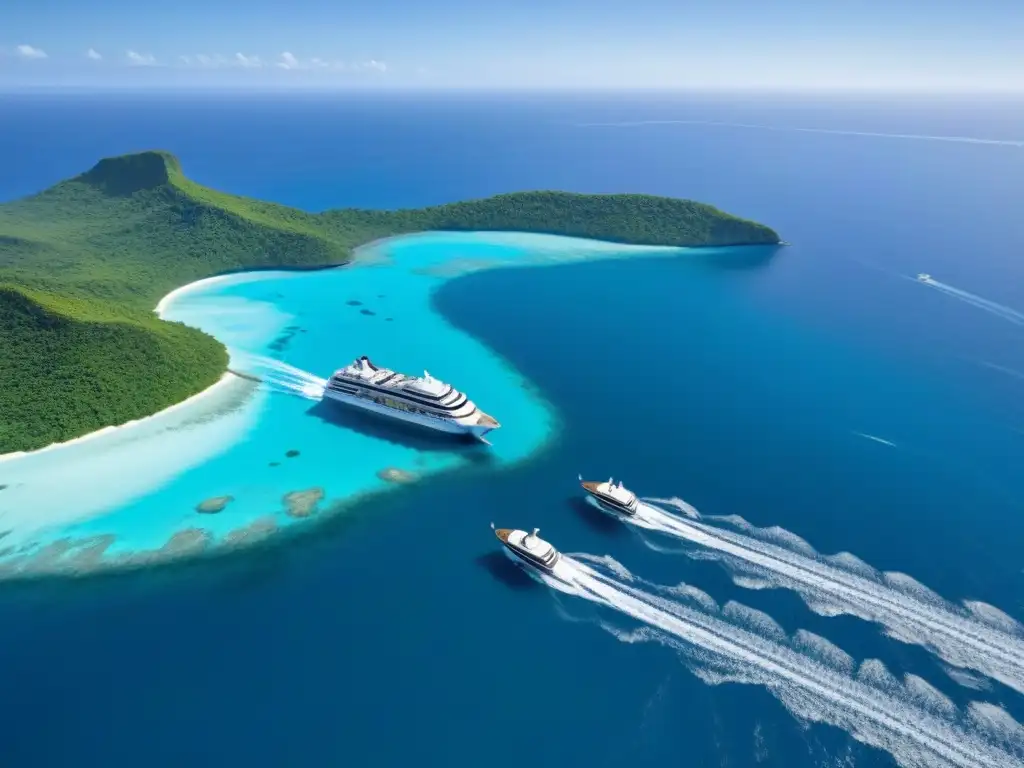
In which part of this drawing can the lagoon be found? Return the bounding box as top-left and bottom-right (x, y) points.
(0, 230), (696, 576)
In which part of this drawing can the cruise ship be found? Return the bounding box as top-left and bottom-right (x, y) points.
(580, 476), (639, 516)
(494, 527), (560, 572)
(322, 356), (500, 441)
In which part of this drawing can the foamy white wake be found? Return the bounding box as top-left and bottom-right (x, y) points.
(630, 499), (1024, 695)
(917, 277), (1024, 327)
(574, 119), (1024, 148)
(531, 555), (1022, 768)
(852, 431), (898, 448)
(233, 353), (327, 400)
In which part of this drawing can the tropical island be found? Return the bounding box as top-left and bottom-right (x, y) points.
(0, 150), (779, 454)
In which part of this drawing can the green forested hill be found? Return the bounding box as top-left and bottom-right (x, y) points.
(0, 150), (779, 452)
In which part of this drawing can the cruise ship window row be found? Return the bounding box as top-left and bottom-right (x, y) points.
(371, 396), (477, 420)
(331, 378), (470, 413)
(327, 382), (477, 420)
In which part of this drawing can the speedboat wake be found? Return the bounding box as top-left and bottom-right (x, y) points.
(631, 498), (1024, 695)
(534, 554), (1023, 768)
(915, 276), (1024, 327)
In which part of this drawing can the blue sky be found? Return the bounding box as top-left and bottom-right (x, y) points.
(1, 0), (1022, 90)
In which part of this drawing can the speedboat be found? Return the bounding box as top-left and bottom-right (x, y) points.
(494, 527), (560, 572)
(917, 273), (931, 282)
(580, 475), (639, 516)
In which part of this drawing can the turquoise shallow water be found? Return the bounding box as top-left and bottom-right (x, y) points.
(0, 231), (692, 572)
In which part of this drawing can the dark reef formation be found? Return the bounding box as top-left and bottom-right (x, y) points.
(377, 467), (419, 484)
(223, 517), (277, 547)
(196, 495), (234, 514)
(283, 488), (325, 518)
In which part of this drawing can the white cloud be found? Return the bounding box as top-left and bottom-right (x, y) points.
(176, 52), (263, 69)
(235, 52), (262, 68)
(274, 52), (387, 73)
(126, 50), (157, 66)
(16, 44), (47, 60)
(86, 48), (102, 61)
(277, 51), (301, 70)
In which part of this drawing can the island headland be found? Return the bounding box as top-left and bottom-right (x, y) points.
(0, 150), (780, 454)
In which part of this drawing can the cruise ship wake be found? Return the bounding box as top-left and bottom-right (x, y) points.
(628, 498), (1024, 696)
(916, 276), (1024, 327)
(232, 353), (327, 400)
(528, 555), (1022, 768)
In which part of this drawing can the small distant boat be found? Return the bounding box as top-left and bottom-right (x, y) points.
(494, 527), (560, 572)
(917, 273), (931, 282)
(580, 475), (639, 516)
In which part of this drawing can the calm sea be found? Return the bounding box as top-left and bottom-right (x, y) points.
(1, 91), (1023, 768)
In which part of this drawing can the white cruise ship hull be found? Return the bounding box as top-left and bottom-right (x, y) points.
(322, 388), (497, 438)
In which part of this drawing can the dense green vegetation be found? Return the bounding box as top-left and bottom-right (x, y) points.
(0, 150), (779, 452)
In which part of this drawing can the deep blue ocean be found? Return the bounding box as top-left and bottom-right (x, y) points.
(1, 91), (1024, 767)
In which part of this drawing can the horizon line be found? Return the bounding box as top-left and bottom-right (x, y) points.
(2, 83), (1023, 97)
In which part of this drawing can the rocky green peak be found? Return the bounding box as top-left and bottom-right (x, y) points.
(78, 150), (183, 196)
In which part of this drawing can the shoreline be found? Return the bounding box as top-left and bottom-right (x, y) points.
(0, 373), (238, 465)
(353, 230), (782, 256)
(3, 272), (263, 464)
(4, 267), (336, 465)
(155, 264), (350, 317)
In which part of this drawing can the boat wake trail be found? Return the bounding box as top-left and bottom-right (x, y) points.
(630, 499), (1024, 695)
(535, 556), (1022, 768)
(917, 276), (1024, 327)
(573, 119), (1024, 148)
(232, 353), (327, 400)
(852, 431), (898, 448)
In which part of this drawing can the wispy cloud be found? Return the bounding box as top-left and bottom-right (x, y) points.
(177, 52), (263, 69)
(276, 51), (303, 70)
(15, 44), (48, 60)
(234, 52), (262, 68)
(86, 48), (102, 61)
(125, 50), (157, 67)
(275, 52), (386, 73)
(129, 50), (385, 75)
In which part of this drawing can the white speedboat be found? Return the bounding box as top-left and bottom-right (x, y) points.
(580, 476), (639, 516)
(323, 356), (499, 441)
(494, 527), (560, 572)
(917, 273), (931, 282)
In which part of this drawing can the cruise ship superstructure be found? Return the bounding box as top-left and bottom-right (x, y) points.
(323, 356), (500, 441)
